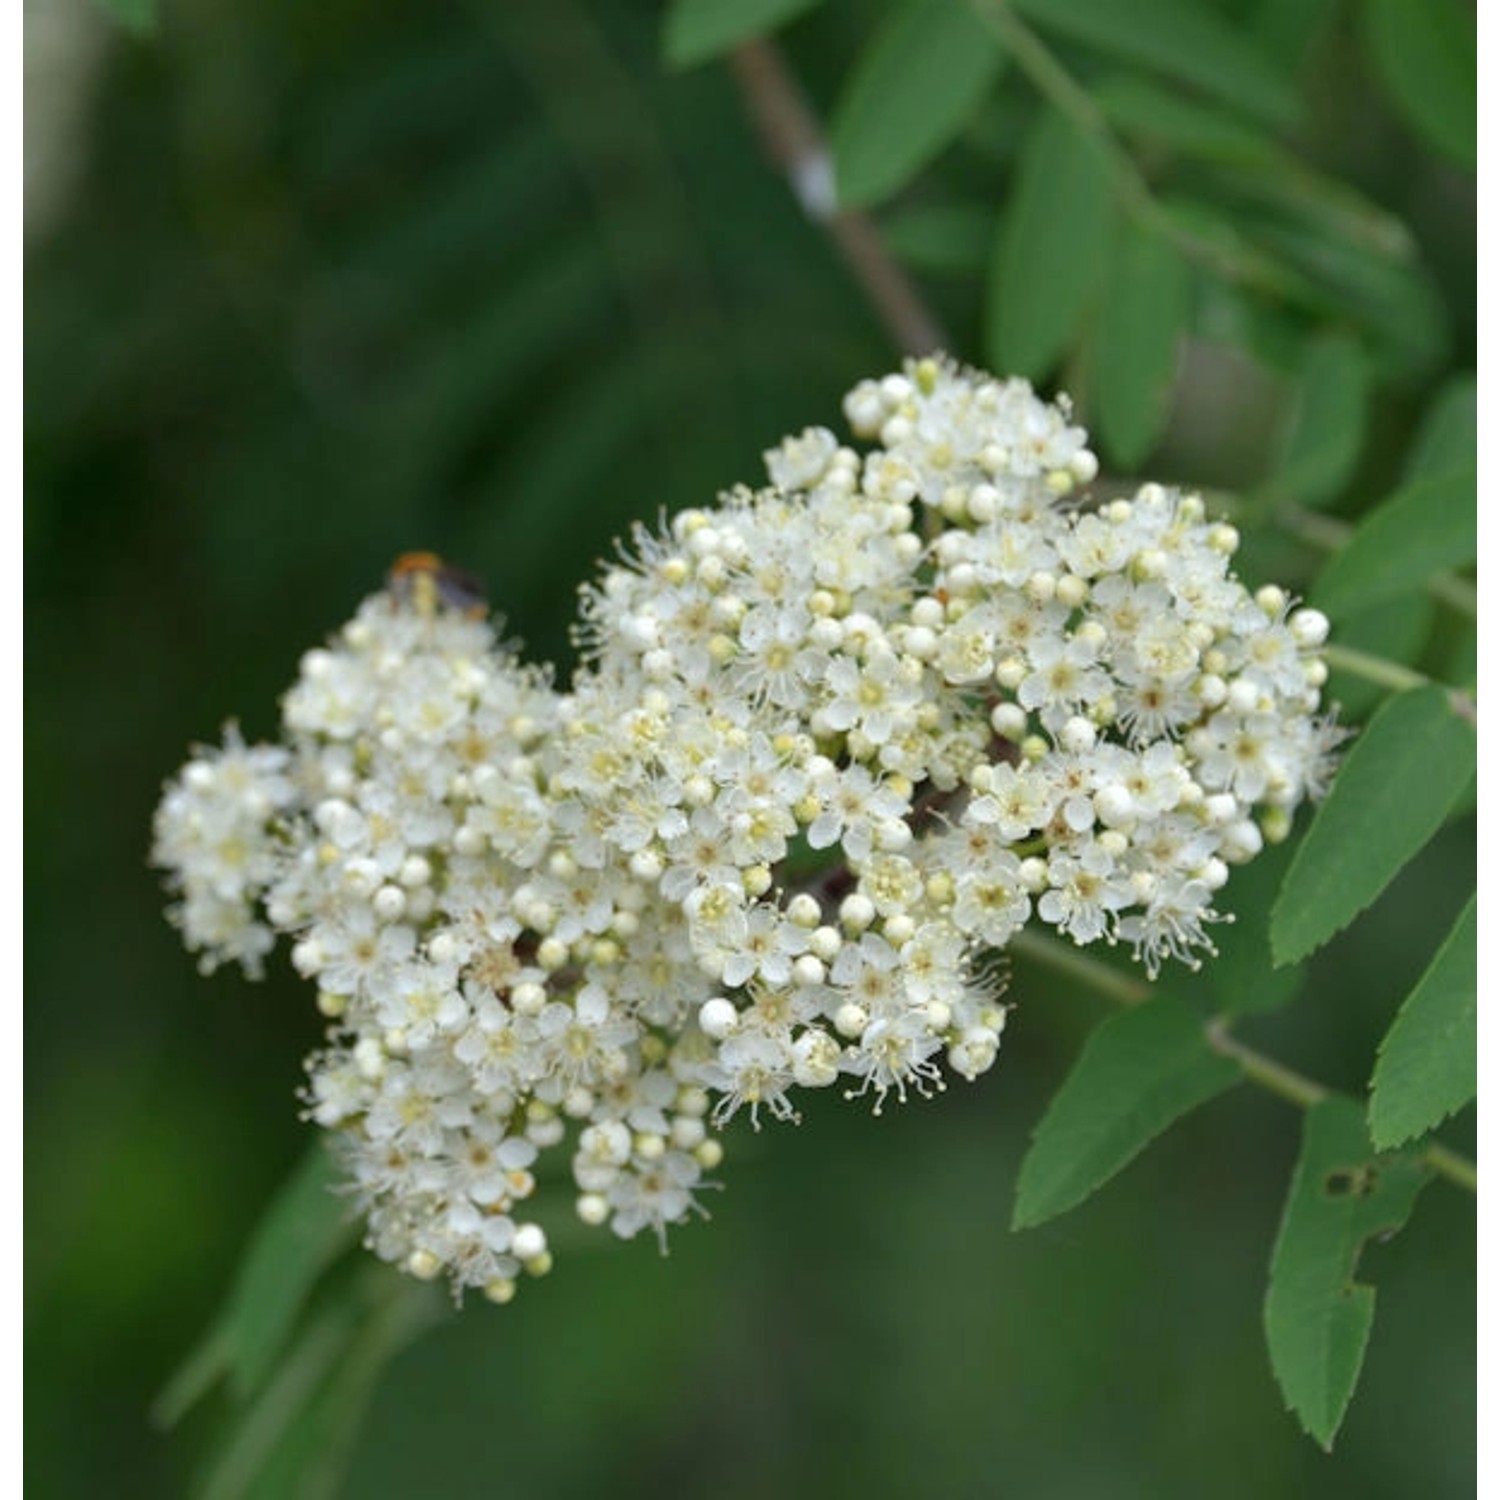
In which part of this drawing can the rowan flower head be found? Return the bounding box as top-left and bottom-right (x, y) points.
(154, 357), (1340, 1303)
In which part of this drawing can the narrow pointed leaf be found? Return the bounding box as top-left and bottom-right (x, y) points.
(663, 0), (822, 69)
(1093, 221), (1191, 468)
(226, 1142), (359, 1398)
(1264, 1098), (1427, 1448)
(986, 108), (1117, 381)
(830, 1), (1005, 209)
(1270, 685), (1476, 966)
(1404, 375), (1476, 480)
(1368, 896), (1477, 1149)
(1274, 333), (1370, 508)
(1312, 467), (1475, 617)
(1013, 995), (1240, 1229)
(1012, 0), (1298, 127)
(1361, 0), (1475, 170)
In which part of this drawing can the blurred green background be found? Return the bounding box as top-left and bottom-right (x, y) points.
(26, 0), (1473, 1496)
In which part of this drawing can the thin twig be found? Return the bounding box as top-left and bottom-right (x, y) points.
(727, 39), (949, 357)
(1009, 930), (1477, 1194)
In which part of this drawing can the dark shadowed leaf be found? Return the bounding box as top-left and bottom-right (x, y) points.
(882, 202), (994, 275)
(1264, 1098), (1427, 1448)
(1013, 996), (1240, 1228)
(1368, 896), (1476, 1149)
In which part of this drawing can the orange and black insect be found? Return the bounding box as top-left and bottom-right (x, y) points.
(386, 552), (488, 619)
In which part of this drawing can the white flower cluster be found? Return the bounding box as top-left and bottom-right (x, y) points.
(153, 357), (1340, 1304)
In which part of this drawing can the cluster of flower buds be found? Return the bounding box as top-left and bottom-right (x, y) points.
(153, 357), (1341, 1303)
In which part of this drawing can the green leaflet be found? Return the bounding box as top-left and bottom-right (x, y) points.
(1404, 375), (1477, 481)
(662, 0), (822, 68)
(1312, 467), (1475, 617)
(1092, 220), (1192, 469)
(154, 1141), (357, 1425)
(1274, 332), (1370, 509)
(1264, 1098), (1427, 1449)
(1361, 0), (1476, 170)
(1368, 896), (1477, 1149)
(1270, 685), (1476, 966)
(830, 0), (1005, 209)
(94, 0), (156, 34)
(224, 1143), (360, 1398)
(1011, 0), (1298, 127)
(882, 203), (994, 276)
(985, 107), (1117, 382)
(1012, 995), (1240, 1229)
(1175, 838), (1303, 1018)
(1323, 591), (1435, 722)
(194, 1271), (442, 1500)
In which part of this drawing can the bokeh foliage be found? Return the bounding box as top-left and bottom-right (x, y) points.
(28, 0), (1473, 1495)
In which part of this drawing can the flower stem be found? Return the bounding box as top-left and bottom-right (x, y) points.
(1320, 643), (1432, 694)
(1009, 930), (1477, 1194)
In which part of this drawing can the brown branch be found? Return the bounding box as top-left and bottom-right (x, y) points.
(728, 39), (949, 358)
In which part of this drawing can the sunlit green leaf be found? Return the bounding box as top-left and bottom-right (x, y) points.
(1368, 897), (1476, 1149)
(1270, 685), (1476, 966)
(830, 0), (1005, 208)
(1312, 468), (1475, 617)
(1013, 996), (1240, 1229)
(985, 108), (1117, 381)
(1264, 1098), (1427, 1449)
(1274, 333), (1370, 508)
(1012, 0), (1298, 126)
(662, 0), (822, 68)
(1092, 221), (1191, 468)
(1362, 0), (1475, 169)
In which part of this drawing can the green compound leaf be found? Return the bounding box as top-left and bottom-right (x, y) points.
(1013, 995), (1240, 1229)
(830, 0), (1005, 209)
(1368, 896), (1477, 1149)
(1274, 332), (1370, 508)
(985, 107), (1117, 382)
(1092, 220), (1192, 469)
(1270, 685), (1476, 967)
(1012, 0), (1299, 127)
(226, 1142), (360, 1399)
(1361, 0), (1475, 170)
(662, 0), (822, 69)
(1264, 1098), (1427, 1449)
(1312, 467), (1476, 617)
